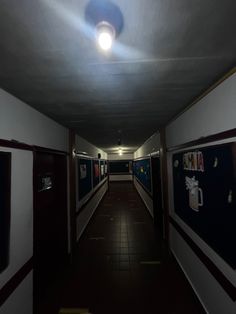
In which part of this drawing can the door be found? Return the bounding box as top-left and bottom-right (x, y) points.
(33, 151), (68, 306)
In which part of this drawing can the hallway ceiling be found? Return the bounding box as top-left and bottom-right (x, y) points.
(0, 0), (235, 152)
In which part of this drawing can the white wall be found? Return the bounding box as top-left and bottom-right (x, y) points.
(76, 135), (107, 159)
(109, 174), (132, 182)
(0, 89), (69, 314)
(134, 132), (160, 158)
(166, 72), (236, 313)
(0, 272), (33, 314)
(166, 73), (236, 149)
(0, 89), (69, 152)
(108, 153), (134, 160)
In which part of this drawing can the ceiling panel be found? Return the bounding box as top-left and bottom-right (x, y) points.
(0, 0), (235, 151)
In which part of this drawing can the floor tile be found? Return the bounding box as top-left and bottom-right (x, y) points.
(37, 182), (205, 314)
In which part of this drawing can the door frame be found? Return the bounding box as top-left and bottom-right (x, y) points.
(33, 147), (69, 309)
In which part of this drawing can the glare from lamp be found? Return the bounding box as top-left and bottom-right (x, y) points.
(118, 148), (123, 156)
(96, 21), (115, 51)
(98, 32), (113, 50)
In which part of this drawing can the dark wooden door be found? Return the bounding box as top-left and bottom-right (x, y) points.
(33, 151), (68, 305)
(151, 156), (164, 236)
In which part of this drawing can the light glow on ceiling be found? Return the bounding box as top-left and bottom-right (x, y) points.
(118, 148), (123, 155)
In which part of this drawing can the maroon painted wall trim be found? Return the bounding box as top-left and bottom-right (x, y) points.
(167, 128), (236, 152)
(76, 178), (108, 216)
(0, 139), (32, 151)
(0, 139), (69, 156)
(133, 156), (151, 161)
(33, 145), (69, 156)
(0, 257), (33, 307)
(169, 216), (236, 301)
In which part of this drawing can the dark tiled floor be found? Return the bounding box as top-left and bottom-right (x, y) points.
(38, 182), (205, 314)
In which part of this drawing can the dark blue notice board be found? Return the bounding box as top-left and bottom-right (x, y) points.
(173, 142), (236, 269)
(108, 160), (132, 174)
(133, 158), (152, 193)
(78, 158), (92, 201)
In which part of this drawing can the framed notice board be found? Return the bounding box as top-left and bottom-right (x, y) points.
(133, 158), (152, 193)
(78, 158), (92, 201)
(0, 152), (11, 273)
(108, 160), (132, 174)
(172, 142), (236, 268)
(93, 159), (100, 187)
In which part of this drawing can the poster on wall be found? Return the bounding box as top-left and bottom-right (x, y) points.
(78, 158), (92, 201)
(172, 142), (236, 269)
(93, 159), (100, 187)
(100, 160), (105, 180)
(101, 165), (104, 176)
(38, 174), (53, 192)
(80, 164), (87, 179)
(0, 152), (11, 273)
(133, 158), (152, 193)
(104, 161), (108, 176)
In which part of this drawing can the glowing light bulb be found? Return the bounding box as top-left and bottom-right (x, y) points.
(98, 32), (113, 50)
(118, 148), (123, 156)
(96, 21), (115, 51)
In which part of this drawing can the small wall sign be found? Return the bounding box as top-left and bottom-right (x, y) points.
(38, 174), (53, 192)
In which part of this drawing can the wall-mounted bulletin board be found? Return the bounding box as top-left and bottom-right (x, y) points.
(133, 158), (152, 194)
(100, 160), (105, 180)
(108, 160), (132, 174)
(93, 159), (100, 188)
(0, 151), (11, 273)
(172, 142), (236, 269)
(78, 158), (92, 201)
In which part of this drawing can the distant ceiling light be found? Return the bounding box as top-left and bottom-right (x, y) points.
(96, 21), (115, 51)
(118, 148), (123, 156)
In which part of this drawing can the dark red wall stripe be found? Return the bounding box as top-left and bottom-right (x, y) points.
(0, 257), (33, 307)
(0, 139), (32, 151)
(167, 128), (236, 152)
(0, 139), (69, 156)
(169, 217), (236, 301)
(33, 145), (69, 156)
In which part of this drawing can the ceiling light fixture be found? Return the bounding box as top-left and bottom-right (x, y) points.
(85, 1), (124, 52)
(96, 21), (115, 51)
